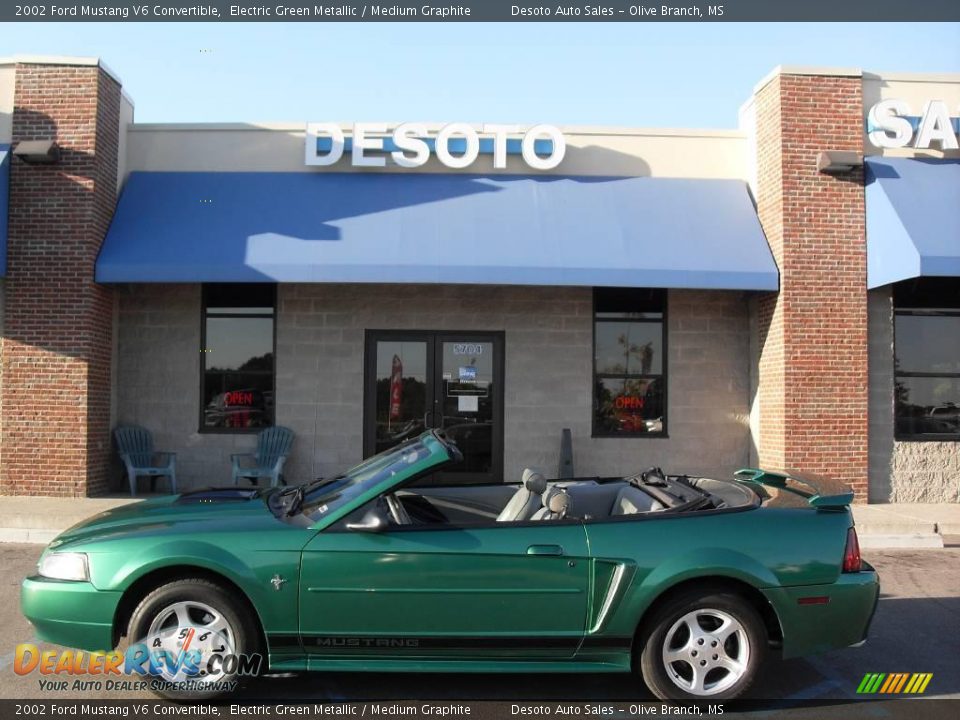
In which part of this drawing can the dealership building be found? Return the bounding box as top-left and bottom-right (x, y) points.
(0, 57), (957, 502)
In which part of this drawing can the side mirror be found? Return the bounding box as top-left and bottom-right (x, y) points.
(345, 504), (389, 532)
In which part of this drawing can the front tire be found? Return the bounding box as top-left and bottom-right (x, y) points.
(639, 589), (766, 700)
(126, 578), (261, 699)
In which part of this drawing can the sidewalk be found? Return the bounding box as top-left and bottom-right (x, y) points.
(0, 494), (958, 547)
(850, 503), (958, 548)
(0, 495), (143, 544)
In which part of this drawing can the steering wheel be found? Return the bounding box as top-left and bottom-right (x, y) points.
(385, 493), (412, 525)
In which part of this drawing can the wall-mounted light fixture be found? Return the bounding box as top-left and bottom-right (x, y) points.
(816, 150), (863, 174)
(13, 140), (60, 164)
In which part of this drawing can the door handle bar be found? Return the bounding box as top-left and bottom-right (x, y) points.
(527, 544), (564, 556)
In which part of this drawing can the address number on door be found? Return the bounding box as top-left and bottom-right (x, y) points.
(453, 343), (485, 356)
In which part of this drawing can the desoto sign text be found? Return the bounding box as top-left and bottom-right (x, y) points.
(305, 123), (567, 170)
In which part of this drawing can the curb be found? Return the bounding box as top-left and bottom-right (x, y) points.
(0, 528), (61, 544)
(858, 533), (944, 549)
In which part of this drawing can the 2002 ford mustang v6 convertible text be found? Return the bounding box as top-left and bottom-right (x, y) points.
(22, 430), (878, 700)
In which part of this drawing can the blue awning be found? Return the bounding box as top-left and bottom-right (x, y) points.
(96, 172), (778, 290)
(865, 157), (960, 289)
(0, 145), (10, 277)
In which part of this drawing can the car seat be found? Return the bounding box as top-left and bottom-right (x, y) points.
(496, 468), (548, 522)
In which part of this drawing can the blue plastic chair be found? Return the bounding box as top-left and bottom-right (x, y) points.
(114, 425), (178, 496)
(232, 426), (294, 487)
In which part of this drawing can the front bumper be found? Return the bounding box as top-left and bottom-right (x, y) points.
(21, 576), (120, 651)
(763, 563), (880, 659)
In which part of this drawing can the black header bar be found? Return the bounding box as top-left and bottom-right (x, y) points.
(3, 1), (960, 22)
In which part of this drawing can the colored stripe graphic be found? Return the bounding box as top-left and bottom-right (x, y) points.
(857, 672), (932, 694)
(893, 673), (909, 693)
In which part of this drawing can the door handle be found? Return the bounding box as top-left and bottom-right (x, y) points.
(527, 544), (564, 556)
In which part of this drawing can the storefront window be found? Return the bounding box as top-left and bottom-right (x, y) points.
(201, 284), (276, 432)
(593, 288), (667, 437)
(893, 278), (960, 440)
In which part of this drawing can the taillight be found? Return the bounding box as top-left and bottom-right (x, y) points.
(843, 526), (862, 573)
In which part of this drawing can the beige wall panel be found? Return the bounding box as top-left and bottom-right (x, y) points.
(125, 124), (747, 179)
(863, 73), (960, 159)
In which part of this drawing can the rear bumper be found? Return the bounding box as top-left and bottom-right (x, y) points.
(21, 576), (120, 651)
(763, 564), (880, 659)
(856, 561), (881, 645)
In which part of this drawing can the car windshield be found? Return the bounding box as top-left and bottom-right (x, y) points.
(297, 437), (435, 521)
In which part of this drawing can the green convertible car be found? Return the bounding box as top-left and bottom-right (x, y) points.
(22, 430), (878, 700)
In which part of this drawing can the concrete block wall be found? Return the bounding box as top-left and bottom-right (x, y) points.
(115, 283), (752, 490)
(582, 289), (752, 481)
(867, 287), (895, 501)
(868, 287), (960, 503)
(114, 284), (258, 490)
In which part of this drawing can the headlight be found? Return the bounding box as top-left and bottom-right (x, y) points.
(38, 552), (89, 581)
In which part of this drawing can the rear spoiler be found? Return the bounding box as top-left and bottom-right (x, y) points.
(733, 468), (854, 509)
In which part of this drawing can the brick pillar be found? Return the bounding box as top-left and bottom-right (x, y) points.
(753, 71), (868, 501)
(0, 63), (120, 496)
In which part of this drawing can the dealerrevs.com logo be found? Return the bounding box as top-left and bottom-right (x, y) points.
(14, 625), (262, 697)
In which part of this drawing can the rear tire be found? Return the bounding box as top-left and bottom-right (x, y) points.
(639, 589), (766, 700)
(126, 578), (261, 699)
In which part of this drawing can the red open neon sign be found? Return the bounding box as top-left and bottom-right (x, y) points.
(224, 391), (255, 407)
(614, 395), (644, 410)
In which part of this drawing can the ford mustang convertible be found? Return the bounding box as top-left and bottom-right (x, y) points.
(22, 430), (878, 700)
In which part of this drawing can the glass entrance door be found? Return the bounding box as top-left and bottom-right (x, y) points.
(364, 331), (504, 485)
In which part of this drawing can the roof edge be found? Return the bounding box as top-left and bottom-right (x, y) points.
(863, 70), (960, 84)
(127, 121), (745, 139)
(0, 54), (122, 85)
(752, 65), (863, 96)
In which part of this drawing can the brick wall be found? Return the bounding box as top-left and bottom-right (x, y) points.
(115, 283), (752, 490)
(753, 72), (869, 500)
(0, 64), (120, 496)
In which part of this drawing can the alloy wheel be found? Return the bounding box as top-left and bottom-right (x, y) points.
(661, 608), (750, 696)
(146, 600), (237, 683)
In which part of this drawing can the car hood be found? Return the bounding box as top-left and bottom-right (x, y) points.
(49, 487), (281, 548)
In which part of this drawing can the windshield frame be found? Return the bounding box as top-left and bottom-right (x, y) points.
(298, 431), (455, 530)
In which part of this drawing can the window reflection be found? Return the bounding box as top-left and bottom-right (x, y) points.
(595, 377), (665, 435)
(593, 288), (667, 437)
(893, 279), (960, 440)
(374, 342), (427, 453)
(202, 285), (276, 431)
(895, 377), (960, 437)
(595, 322), (662, 375)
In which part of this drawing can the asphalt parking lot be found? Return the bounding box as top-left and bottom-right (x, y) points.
(1, 541), (958, 702)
